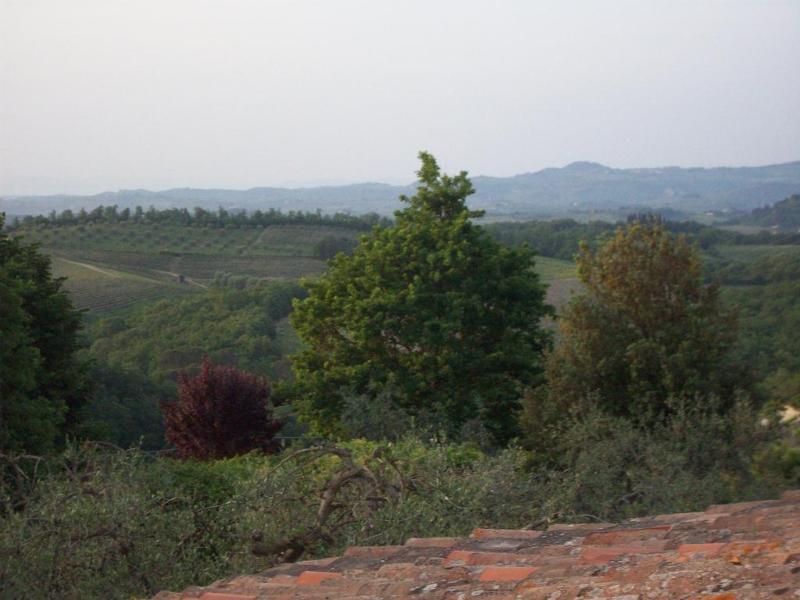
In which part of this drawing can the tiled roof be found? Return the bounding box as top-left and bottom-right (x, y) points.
(155, 490), (800, 599)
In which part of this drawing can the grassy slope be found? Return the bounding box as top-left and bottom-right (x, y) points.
(17, 223), (344, 315)
(50, 256), (196, 315)
(20, 222), (361, 256)
(21, 223), (579, 316)
(50, 222), (797, 324)
(714, 244), (800, 263)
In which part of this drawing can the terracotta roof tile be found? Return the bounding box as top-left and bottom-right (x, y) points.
(154, 491), (800, 599)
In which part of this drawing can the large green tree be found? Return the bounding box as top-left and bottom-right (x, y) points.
(290, 153), (552, 444)
(522, 220), (752, 450)
(0, 215), (89, 453)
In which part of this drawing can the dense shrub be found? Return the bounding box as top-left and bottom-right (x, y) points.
(87, 280), (305, 384)
(79, 363), (166, 450)
(339, 390), (494, 448)
(1, 423), (794, 599)
(538, 397), (778, 520)
(314, 235), (358, 260)
(0, 440), (533, 599)
(161, 359), (283, 459)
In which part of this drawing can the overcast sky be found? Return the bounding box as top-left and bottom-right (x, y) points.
(1, 0), (798, 195)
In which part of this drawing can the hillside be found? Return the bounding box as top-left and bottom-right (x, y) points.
(4, 160), (800, 218)
(13, 221), (578, 316)
(18, 222), (344, 314)
(735, 194), (800, 231)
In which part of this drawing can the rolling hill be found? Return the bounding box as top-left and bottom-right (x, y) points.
(733, 194), (800, 231)
(20, 221), (578, 316)
(4, 160), (799, 219)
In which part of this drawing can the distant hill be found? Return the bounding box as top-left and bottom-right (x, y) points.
(3, 160), (799, 218)
(735, 195), (800, 231)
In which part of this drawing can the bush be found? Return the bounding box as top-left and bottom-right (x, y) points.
(0, 427), (793, 599)
(531, 396), (779, 521)
(161, 358), (283, 459)
(340, 389), (494, 448)
(0, 446), (259, 599)
(314, 236), (358, 260)
(0, 440), (533, 599)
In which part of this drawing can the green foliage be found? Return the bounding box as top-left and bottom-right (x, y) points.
(10, 205), (389, 232)
(525, 221), (750, 447)
(79, 363), (167, 450)
(755, 419), (800, 486)
(2, 420), (790, 599)
(0, 447), (256, 599)
(715, 252), (800, 285)
(537, 397), (779, 520)
(79, 281), (304, 449)
(338, 389), (493, 447)
(88, 281), (304, 384)
(0, 440), (533, 599)
(313, 235), (358, 260)
(486, 217), (800, 262)
(291, 153), (552, 444)
(736, 194), (800, 230)
(763, 369), (800, 408)
(714, 253), (800, 390)
(0, 215), (89, 453)
(486, 218), (615, 260)
(730, 281), (800, 378)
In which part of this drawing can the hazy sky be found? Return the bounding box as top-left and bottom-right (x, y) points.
(1, 0), (798, 195)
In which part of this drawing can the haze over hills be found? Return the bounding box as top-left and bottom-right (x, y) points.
(3, 160), (799, 219)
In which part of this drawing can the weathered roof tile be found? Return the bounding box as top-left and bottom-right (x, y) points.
(155, 491), (800, 598)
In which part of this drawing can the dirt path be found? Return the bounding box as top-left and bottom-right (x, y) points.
(58, 258), (122, 279)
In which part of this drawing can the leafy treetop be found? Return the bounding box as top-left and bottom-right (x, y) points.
(525, 220), (751, 438)
(161, 357), (283, 460)
(290, 153), (552, 445)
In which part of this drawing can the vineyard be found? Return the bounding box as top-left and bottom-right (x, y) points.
(714, 244), (800, 263)
(17, 222), (362, 257)
(50, 257), (196, 315)
(22, 222), (580, 316)
(50, 249), (327, 280)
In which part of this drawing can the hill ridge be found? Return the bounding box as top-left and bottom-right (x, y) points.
(4, 160), (800, 218)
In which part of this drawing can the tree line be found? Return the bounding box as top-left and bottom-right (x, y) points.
(6, 205), (391, 231)
(485, 210), (800, 261)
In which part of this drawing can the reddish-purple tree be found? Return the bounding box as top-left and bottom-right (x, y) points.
(161, 358), (283, 459)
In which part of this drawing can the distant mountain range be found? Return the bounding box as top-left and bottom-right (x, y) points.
(3, 161), (800, 219)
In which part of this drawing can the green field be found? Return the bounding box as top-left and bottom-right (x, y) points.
(20, 223), (580, 315)
(14, 223), (347, 314)
(534, 255), (576, 280)
(50, 257), (197, 315)
(715, 244), (800, 263)
(17, 222), (361, 257)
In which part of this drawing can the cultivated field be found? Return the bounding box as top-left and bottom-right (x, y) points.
(50, 257), (195, 315)
(25, 223), (579, 315)
(715, 244), (800, 263)
(18, 223), (361, 257)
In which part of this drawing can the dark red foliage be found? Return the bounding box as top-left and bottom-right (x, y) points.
(161, 358), (283, 459)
